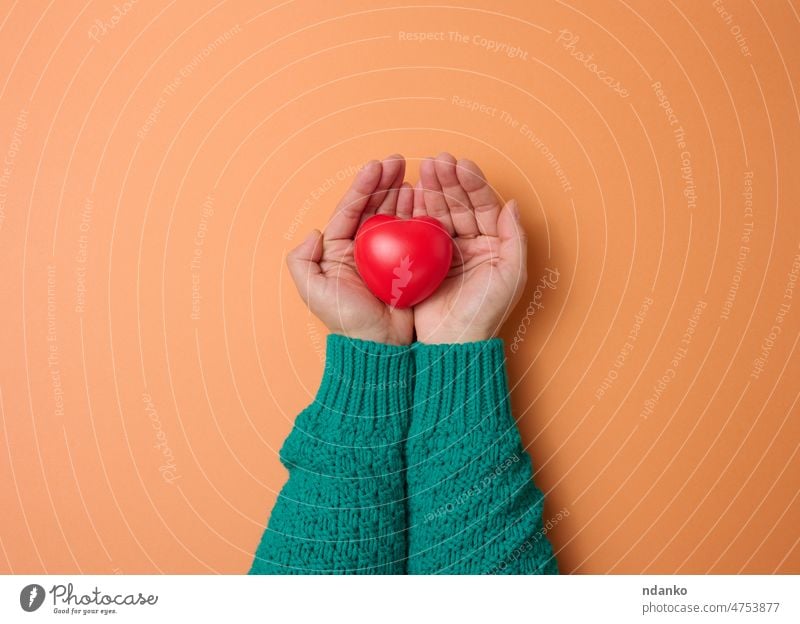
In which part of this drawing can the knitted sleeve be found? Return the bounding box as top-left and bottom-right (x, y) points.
(406, 339), (559, 574)
(248, 334), (412, 574)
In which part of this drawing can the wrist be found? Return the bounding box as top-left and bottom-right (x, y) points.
(415, 327), (495, 345)
(329, 322), (413, 346)
(345, 328), (412, 346)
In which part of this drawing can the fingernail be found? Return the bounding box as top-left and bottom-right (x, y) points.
(509, 200), (520, 221)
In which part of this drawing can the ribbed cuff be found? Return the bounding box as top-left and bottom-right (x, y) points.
(280, 334), (414, 477)
(411, 338), (510, 425)
(316, 334), (413, 420)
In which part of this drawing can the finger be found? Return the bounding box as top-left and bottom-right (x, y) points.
(497, 199), (527, 289)
(378, 177), (409, 218)
(286, 229), (324, 304)
(420, 156), (454, 234)
(371, 153), (406, 217)
(434, 152), (478, 238)
(324, 160), (382, 241)
(412, 180), (426, 218)
(396, 182), (413, 218)
(456, 158), (500, 236)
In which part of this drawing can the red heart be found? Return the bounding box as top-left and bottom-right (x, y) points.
(354, 215), (453, 309)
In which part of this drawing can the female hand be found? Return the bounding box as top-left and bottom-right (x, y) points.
(412, 153), (528, 344)
(286, 154), (415, 346)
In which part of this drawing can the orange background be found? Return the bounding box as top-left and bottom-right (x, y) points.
(0, 0), (798, 574)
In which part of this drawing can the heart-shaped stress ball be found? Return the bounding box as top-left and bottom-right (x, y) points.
(354, 215), (453, 308)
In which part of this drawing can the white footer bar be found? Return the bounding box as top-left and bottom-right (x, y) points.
(1, 574), (798, 623)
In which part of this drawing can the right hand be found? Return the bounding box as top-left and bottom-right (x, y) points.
(412, 153), (528, 344)
(286, 154), (415, 346)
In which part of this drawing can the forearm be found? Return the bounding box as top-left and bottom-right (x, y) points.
(406, 339), (558, 574)
(248, 334), (412, 574)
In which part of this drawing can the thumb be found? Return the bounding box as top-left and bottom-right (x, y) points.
(497, 199), (528, 282)
(286, 229), (323, 303)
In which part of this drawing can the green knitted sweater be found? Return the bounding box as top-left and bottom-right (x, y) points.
(248, 334), (558, 574)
